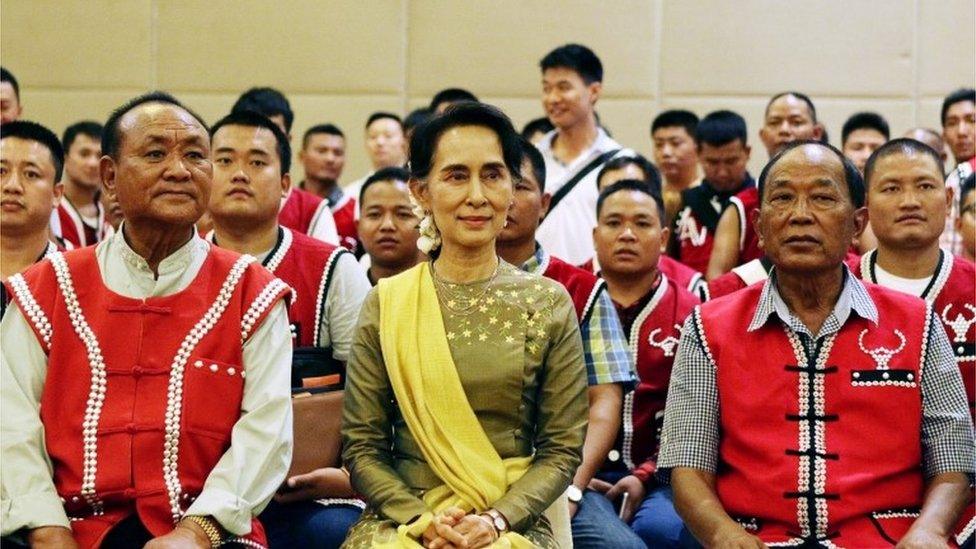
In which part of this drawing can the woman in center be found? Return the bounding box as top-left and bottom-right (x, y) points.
(341, 103), (588, 549)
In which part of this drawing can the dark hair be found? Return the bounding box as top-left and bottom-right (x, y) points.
(696, 110), (748, 148)
(1, 120), (64, 181)
(211, 110), (292, 175)
(841, 112), (890, 145)
(540, 44), (603, 84)
(0, 67), (19, 100)
(651, 109), (699, 138)
(941, 88), (976, 125)
(765, 91), (818, 123)
(231, 87), (293, 133)
(366, 111), (403, 131)
(302, 123), (344, 149)
(758, 140), (865, 209)
(429, 88), (479, 112)
(404, 108), (433, 134)
(102, 91), (208, 161)
(517, 136), (547, 193)
(521, 117), (555, 141)
(960, 173), (975, 210)
(409, 102), (522, 182)
(596, 178), (666, 222)
(359, 166), (411, 205)
(62, 121), (103, 153)
(863, 138), (944, 190)
(597, 154), (662, 195)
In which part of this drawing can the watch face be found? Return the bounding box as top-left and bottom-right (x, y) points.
(493, 516), (507, 531)
(566, 485), (583, 502)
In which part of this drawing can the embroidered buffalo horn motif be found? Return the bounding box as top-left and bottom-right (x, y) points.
(857, 329), (906, 370)
(648, 323), (683, 357)
(941, 303), (976, 343)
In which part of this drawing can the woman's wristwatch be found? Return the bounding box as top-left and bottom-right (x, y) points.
(479, 508), (509, 537)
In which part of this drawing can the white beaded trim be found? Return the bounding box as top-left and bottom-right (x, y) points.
(7, 273), (53, 351)
(957, 514), (976, 545)
(925, 252), (953, 304)
(163, 254), (254, 523)
(263, 228), (293, 274)
(312, 248), (346, 346)
(919, 304), (932, 385)
(691, 306), (717, 368)
(620, 275), (670, 469)
(314, 497), (367, 510)
(580, 278), (604, 324)
(851, 380), (917, 388)
(219, 538), (266, 548)
(241, 278), (290, 342)
(786, 330), (836, 541)
(767, 539), (804, 547)
(49, 252), (106, 514)
(872, 509), (920, 519)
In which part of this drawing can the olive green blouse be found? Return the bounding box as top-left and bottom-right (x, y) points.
(341, 261), (588, 533)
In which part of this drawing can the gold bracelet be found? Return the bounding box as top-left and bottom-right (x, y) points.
(181, 515), (223, 547)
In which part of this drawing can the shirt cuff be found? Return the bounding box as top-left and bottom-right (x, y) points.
(184, 487), (252, 537)
(1, 491), (70, 535)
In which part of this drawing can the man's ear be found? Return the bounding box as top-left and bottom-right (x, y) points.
(281, 173), (292, 199)
(812, 123), (825, 142)
(100, 155), (117, 200)
(852, 206), (869, 240)
(539, 192), (552, 221)
(751, 206), (765, 249)
(588, 81), (602, 106)
(52, 182), (64, 210)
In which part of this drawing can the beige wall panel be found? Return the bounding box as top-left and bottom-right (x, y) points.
(660, 0), (914, 98)
(407, 0), (657, 99)
(917, 0), (976, 96)
(0, 0), (152, 89)
(17, 88), (148, 138)
(917, 97), (947, 132)
(156, 0), (406, 94)
(594, 98), (658, 159)
(815, 98), (915, 145)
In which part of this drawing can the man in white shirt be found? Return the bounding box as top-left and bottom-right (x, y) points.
(343, 112), (407, 203)
(1, 92), (293, 548)
(536, 44), (627, 266)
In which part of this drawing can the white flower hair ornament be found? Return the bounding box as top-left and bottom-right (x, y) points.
(409, 191), (441, 254)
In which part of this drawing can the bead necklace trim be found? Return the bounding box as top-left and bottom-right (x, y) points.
(49, 252), (106, 515)
(8, 273), (53, 351)
(263, 228), (292, 274)
(163, 254), (254, 522)
(241, 278), (291, 342)
(313, 248), (348, 346)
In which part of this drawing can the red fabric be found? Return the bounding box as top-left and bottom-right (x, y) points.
(5, 246), (286, 549)
(56, 203), (100, 249)
(673, 207), (714, 274)
(706, 271), (751, 300)
(935, 257), (976, 421)
(543, 254), (604, 324)
(331, 196), (359, 251)
(279, 188), (326, 236)
(658, 255), (704, 295)
(700, 283), (932, 546)
(270, 229), (345, 348)
(731, 187), (763, 264)
(623, 278), (698, 484)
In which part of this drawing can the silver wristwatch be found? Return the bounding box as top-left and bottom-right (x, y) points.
(565, 484), (583, 503)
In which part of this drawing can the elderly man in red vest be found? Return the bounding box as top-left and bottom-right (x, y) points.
(1, 92), (293, 549)
(659, 141), (974, 547)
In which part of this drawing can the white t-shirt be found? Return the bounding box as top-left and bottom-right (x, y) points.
(536, 128), (629, 265)
(874, 263), (933, 297)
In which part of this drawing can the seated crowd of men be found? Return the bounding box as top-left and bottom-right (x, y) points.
(0, 40), (974, 549)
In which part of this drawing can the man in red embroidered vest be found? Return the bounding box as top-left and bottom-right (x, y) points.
(298, 124), (359, 251)
(207, 111), (370, 548)
(52, 121), (109, 249)
(231, 87), (340, 247)
(669, 111), (754, 275)
(357, 167), (425, 286)
(707, 92), (823, 281)
(497, 138), (641, 549)
(659, 141), (974, 547)
(1, 93), (294, 549)
(592, 179), (699, 547)
(1, 121), (64, 317)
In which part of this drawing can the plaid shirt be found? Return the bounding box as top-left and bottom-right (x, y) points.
(658, 267), (975, 481)
(521, 244), (635, 388)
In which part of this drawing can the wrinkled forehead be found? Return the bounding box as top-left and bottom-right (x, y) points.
(767, 145), (846, 188)
(119, 102), (208, 142)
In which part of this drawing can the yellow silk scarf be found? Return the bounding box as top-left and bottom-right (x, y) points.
(377, 263), (535, 548)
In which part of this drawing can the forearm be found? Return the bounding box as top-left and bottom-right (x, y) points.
(572, 384), (622, 489)
(906, 472), (972, 540)
(672, 467), (745, 546)
(705, 207), (741, 280)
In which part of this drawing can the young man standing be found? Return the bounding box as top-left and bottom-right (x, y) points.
(0, 67), (22, 124)
(652, 110), (701, 226)
(356, 167), (424, 285)
(52, 121), (107, 248)
(592, 180), (699, 548)
(841, 112), (890, 174)
(497, 140), (640, 549)
(298, 123), (358, 250)
(941, 88), (976, 254)
(207, 110), (370, 548)
(343, 112), (407, 202)
(671, 110), (753, 275)
(535, 44), (628, 266)
(1, 121), (63, 315)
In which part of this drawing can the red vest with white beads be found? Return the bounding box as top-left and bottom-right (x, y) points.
(542, 253), (604, 324)
(699, 282), (935, 547)
(4, 246), (289, 549)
